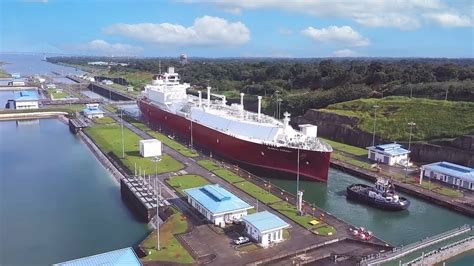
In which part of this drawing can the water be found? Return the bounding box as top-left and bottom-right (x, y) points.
(268, 169), (473, 246)
(0, 119), (150, 265)
(0, 90), (16, 107)
(0, 54), (84, 76)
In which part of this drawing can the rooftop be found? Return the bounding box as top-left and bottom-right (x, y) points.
(368, 143), (410, 156)
(14, 90), (39, 101)
(54, 247), (141, 266)
(242, 211), (290, 233)
(184, 184), (252, 215)
(83, 106), (104, 115)
(423, 161), (474, 181)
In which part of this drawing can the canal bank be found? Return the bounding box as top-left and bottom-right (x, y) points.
(0, 118), (150, 265)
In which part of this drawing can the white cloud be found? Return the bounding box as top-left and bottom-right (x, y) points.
(278, 27), (293, 35)
(103, 16), (250, 46)
(423, 12), (472, 27)
(302, 26), (370, 47)
(68, 40), (142, 56)
(221, 7), (242, 15)
(333, 49), (361, 57)
(184, 0), (473, 30)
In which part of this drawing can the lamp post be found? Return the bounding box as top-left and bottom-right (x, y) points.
(405, 122), (416, 183)
(296, 144), (301, 214)
(372, 105), (379, 147)
(120, 109), (125, 158)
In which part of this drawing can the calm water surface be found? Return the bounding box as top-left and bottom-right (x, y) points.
(0, 119), (149, 265)
(0, 54), (84, 76)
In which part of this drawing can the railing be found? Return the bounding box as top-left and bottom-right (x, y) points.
(359, 224), (472, 265)
(403, 236), (474, 265)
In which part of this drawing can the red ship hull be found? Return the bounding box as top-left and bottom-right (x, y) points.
(138, 99), (331, 182)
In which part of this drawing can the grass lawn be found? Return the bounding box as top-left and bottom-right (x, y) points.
(320, 138), (367, 156)
(322, 96), (474, 141)
(49, 89), (68, 99)
(125, 117), (199, 158)
(235, 181), (281, 204)
(85, 123), (183, 174)
(270, 201), (334, 236)
(141, 209), (194, 264)
(93, 116), (115, 124)
(312, 225), (337, 236)
(213, 169), (246, 184)
(332, 152), (376, 171)
(236, 243), (261, 252)
(197, 160), (221, 171)
(166, 174), (210, 196)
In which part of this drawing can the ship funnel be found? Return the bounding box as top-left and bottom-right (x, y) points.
(207, 86), (211, 107)
(198, 91), (202, 107)
(257, 96), (262, 120)
(240, 93), (245, 116)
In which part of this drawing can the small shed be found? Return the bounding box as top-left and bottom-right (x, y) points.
(54, 247), (141, 266)
(139, 139), (162, 158)
(242, 211), (290, 247)
(367, 143), (410, 166)
(184, 184), (253, 227)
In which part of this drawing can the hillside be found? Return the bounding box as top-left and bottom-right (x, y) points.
(321, 96), (474, 141)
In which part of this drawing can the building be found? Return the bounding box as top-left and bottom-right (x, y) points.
(54, 247), (141, 266)
(242, 211), (290, 247)
(13, 90), (39, 110)
(46, 83), (57, 89)
(184, 184), (253, 227)
(8, 79), (26, 86)
(139, 139), (162, 158)
(367, 143), (411, 166)
(420, 162), (474, 191)
(82, 103), (105, 119)
(11, 73), (21, 79)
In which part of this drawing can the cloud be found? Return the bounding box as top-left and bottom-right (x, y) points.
(221, 7), (242, 15)
(278, 27), (293, 35)
(67, 40), (142, 56)
(302, 26), (370, 47)
(103, 16), (250, 46)
(423, 12), (472, 27)
(333, 49), (361, 57)
(184, 0), (472, 30)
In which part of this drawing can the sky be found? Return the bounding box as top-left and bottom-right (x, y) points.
(0, 0), (473, 58)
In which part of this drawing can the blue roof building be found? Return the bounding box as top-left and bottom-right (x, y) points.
(367, 143), (411, 166)
(420, 161), (474, 191)
(54, 247), (141, 266)
(242, 211), (290, 247)
(13, 90), (39, 110)
(184, 184), (253, 227)
(82, 104), (105, 118)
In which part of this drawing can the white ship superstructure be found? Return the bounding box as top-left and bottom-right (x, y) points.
(143, 67), (332, 153)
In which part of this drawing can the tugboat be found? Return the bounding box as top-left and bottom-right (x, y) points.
(346, 178), (410, 211)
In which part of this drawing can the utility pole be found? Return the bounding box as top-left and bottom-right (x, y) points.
(296, 145), (300, 212)
(372, 105), (379, 147)
(156, 181), (160, 251)
(405, 122), (416, 183)
(190, 119), (193, 150)
(120, 109), (125, 158)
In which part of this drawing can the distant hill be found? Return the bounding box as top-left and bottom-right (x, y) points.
(320, 96), (474, 141)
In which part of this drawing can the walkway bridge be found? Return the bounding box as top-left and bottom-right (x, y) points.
(360, 224), (472, 265)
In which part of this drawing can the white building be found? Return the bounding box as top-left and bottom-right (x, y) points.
(184, 184), (253, 228)
(101, 80), (114, 85)
(367, 143), (411, 166)
(242, 211), (290, 247)
(139, 139), (162, 158)
(420, 162), (474, 191)
(14, 91), (39, 110)
(82, 104), (105, 119)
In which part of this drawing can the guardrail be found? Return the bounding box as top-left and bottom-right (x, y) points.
(359, 224), (472, 265)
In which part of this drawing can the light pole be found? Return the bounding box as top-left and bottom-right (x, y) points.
(372, 105), (379, 147)
(296, 144), (301, 213)
(155, 180), (161, 251)
(154, 156), (161, 179)
(406, 122), (416, 183)
(190, 118), (193, 150)
(120, 109), (125, 158)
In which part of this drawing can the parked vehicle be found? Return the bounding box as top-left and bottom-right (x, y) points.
(233, 236), (250, 245)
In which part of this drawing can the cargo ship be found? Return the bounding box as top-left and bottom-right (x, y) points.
(138, 67), (332, 182)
